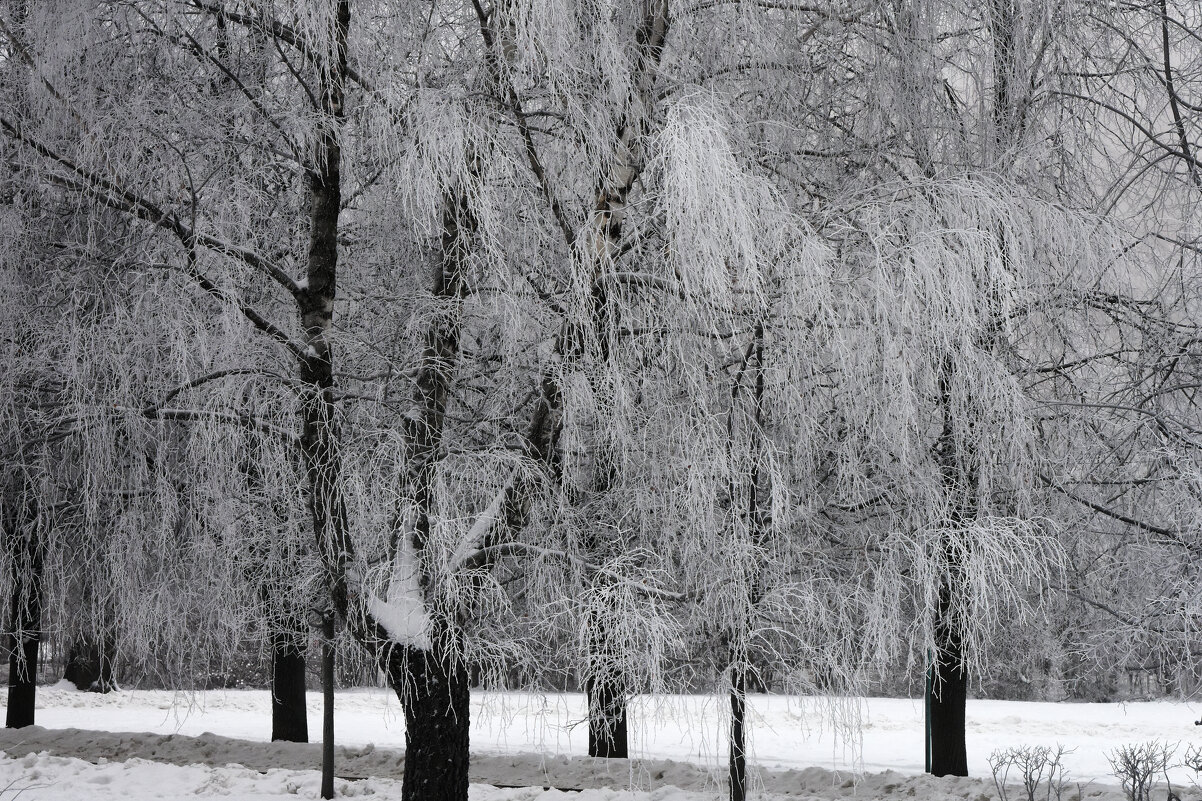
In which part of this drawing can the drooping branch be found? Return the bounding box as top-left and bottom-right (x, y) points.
(189, 1), (371, 92)
(1156, 0), (1201, 187)
(470, 0), (576, 250)
(0, 118), (303, 297)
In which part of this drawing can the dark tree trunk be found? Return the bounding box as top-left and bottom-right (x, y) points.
(927, 579), (968, 777)
(64, 635), (116, 693)
(5, 580), (41, 728)
(320, 613), (335, 800)
(381, 628), (470, 801)
(294, 4), (351, 796)
(726, 323), (764, 800)
(582, 592), (628, 759)
(926, 357), (973, 778)
(729, 661), (747, 801)
(586, 675), (628, 758)
(5, 496), (43, 729)
(270, 622), (308, 743)
(5, 625), (38, 729)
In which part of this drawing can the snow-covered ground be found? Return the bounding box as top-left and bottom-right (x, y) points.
(1, 685), (1201, 799)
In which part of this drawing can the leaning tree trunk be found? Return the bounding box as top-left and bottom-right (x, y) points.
(5, 495), (43, 729)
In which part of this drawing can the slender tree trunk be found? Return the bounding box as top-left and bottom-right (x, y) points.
(729, 657), (747, 801)
(5, 496), (42, 729)
(727, 324), (763, 801)
(577, 2), (668, 750)
(320, 613), (335, 799)
(270, 621), (309, 743)
(380, 623), (470, 801)
(295, 2), (352, 794)
(3, 0), (39, 732)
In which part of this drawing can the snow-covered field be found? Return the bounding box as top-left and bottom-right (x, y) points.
(1, 685), (1201, 799)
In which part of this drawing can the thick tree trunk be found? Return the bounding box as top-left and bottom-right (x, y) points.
(586, 675), (628, 758)
(926, 358), (972, 778)
(583, 600), (628, 758)
(927, 580), (968, 777)
(381, 629), (470, 801)
(5, 627), (38, 729)
(270, 622), (308, 743)
(5, 581), (41, 728)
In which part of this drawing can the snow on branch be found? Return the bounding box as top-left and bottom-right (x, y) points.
(364, 532), (433, 651)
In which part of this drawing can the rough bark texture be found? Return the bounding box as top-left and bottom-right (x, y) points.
(270, 624), (308, 743)
(382, 628), (470, 801)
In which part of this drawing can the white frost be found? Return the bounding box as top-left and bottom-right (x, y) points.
(448, 474), (516, 569)
(366, 533), (432, 650)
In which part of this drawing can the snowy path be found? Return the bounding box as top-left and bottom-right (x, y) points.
(1, 686), (1201, 799)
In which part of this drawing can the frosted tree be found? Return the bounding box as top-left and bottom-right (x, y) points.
(740, 0), (1162, 777)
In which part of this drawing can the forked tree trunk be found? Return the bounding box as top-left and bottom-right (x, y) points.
(270, 621), (309, 743)
(380, 625), (470, 801)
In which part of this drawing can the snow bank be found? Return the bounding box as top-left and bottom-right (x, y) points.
(5, 687), (1202, 798)
(0, 748), (1147, 800)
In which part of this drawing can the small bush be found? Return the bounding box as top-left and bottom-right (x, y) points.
(1105, 740), (1176, 801)
(988, 744), (1072, 801)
